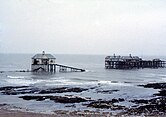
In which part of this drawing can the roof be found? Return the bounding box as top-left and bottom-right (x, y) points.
(105, 55), (142, 61)
(121, 56), (141, 60)
(32, 53), (56, 59)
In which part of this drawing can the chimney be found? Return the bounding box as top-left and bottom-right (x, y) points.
(42, 51), (45, 55)
(129, 54), (132, 58)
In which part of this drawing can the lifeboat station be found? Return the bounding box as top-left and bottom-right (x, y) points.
(31, 51), (85, 72)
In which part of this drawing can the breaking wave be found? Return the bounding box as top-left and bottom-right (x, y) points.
(7, 75), (25, 79)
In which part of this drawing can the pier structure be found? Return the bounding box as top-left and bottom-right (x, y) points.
(105, 54), (165, 69)
(31, 51), (85, 72)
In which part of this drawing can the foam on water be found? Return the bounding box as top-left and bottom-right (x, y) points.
(4, 73), (156, 87)
(159, 74), (166, 77)
(143, 73), (157, 78)
(161, 78), (166, 81)
(7, 75), (25, 79)
(44, 78), (133, 87)
(6, 75), (49, 86)
(6, 78), (35, 86)
(97, 80), (133, 86)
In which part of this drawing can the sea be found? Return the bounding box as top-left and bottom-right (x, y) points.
(0, 54), (166, 114)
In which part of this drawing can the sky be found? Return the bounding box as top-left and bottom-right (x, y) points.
(0, 0), (166, 55)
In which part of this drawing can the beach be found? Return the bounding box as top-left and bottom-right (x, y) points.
(0, 109), (56, 117)
(0, 108), (110, 117)
(0, 82), (165, 117)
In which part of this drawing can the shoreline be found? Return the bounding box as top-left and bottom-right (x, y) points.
(0, 82), (165, 116)
(0, 109), (58, 117)
(0, 108), (112, 117)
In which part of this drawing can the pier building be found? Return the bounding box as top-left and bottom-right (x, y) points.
(105, 54), (165, 69)
(31, 51), (85, 72)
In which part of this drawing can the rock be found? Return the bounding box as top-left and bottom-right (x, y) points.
(0, 86), (29, 91)
(19, 95), (91, 103)
(154, 89), (166, 96)
(0, 86), (39, 95)
(0, 104), (8, 106)
(20, 96), (46, 101)
(130, 99), (149, 104)
(87, 98), (125, 110)
(0, 86), (88, 95)
(39, 87), (88, 94)
(50, 96), (88, 103)
(119, 98), (125, 102)
(65, 104), (76, 108)
(139, 83), (166, 89)
(127, 97), (166, 116)
(96, 89), (119, 94)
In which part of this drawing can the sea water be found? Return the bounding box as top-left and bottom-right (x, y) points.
(0, 54), (166, 113)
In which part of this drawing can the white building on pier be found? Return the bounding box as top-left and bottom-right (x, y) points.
(31, 51), (56, 72)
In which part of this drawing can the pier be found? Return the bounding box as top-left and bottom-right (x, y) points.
(105, 54), (166, 69)
(31, 51), (85, 72)
(32, 64), (85, 72)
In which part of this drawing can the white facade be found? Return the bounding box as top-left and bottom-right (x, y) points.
(31, 51), (56, 72)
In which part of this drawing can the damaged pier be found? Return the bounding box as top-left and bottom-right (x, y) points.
(105, 54), (166, 69)
(31, 51), (85, 72)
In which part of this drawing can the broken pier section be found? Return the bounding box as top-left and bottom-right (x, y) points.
(105, 54), (166, 69)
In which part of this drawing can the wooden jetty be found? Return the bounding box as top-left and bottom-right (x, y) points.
(31, 51), (85, 72)
(105, 54), (166, 69)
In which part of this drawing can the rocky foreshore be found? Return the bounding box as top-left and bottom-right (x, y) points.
(19, 95), (92, 103)
(0, 86), (88, 95)
(120, 82), (166, 116)
(0, 82), (165, 116)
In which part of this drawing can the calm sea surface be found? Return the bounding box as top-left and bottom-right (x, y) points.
(0, 54), (166, 113)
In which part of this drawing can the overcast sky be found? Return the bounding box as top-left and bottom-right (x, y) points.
(0, 0), (166, 55)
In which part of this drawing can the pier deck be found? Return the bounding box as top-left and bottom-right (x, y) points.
(105, 55), (166, 69)
(32, 64), (85, 72)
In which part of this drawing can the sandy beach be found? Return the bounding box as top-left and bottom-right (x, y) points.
(0, 109), (112, 117)
(0, 109), (57, 117)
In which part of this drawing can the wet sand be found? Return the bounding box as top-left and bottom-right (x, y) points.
(0, 109), (110, 117)
(0, 109), (57, 117)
